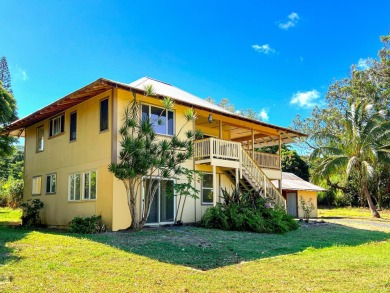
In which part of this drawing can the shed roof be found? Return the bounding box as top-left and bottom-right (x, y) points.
(272, 172), (326, 192)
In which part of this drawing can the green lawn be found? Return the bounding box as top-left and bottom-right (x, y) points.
(1, 223), (389, 292)
(319, 206), (390, 220)
(0, 207), (22, 225)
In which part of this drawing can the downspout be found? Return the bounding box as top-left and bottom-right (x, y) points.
(110, 87), (118, 228)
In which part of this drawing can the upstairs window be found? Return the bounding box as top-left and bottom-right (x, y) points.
(36, 126), (44, 152)
(49, 114), (65, 137)
(142, 104), (174, 135)
(100, 98), (109, 132)
(69, 112), (77, 141)
(46, 173), (56, 194)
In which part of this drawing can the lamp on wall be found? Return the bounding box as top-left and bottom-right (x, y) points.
(208, 114), (213, 123)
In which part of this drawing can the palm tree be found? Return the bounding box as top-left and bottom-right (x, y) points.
(311, 100), (390, 218)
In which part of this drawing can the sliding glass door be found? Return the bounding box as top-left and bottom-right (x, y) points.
(144, 179), (175, 224)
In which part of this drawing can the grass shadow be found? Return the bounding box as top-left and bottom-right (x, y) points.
(1, 222), (389, 271)
(0, 226), (30, 266)
(51, 222), (390, 270)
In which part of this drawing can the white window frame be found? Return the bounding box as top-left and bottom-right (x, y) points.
(36, 126), (44, 152)
(49, 114), (64, 137)
(32, 176), (42, 195)
(201, 173), (213, 205)
(68, 173), (81, 201)
(141, 103), (175, 136)
(46, 173), (56, 194)
(68, 170), (97, 201)
(142, 177), (176, 225)
(83, 170), (97, 200)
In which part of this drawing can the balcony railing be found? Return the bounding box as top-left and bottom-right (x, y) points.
(250, 151), (280, 170)
(193, 138), (241, 162)
(194, 138), (280, 170)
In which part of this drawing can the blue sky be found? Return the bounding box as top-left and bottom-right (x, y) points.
(2, 0), (389, 128)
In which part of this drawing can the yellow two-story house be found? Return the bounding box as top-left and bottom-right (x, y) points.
(2, 77), (306, 231)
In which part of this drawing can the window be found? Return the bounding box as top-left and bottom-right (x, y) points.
(142, 104), (174, 135)
(46, 174), (56, 194)
(36, 126), (44, 152)
(84, 171), (97, 200)
(49, 114), (65, 137)
(100, 98), (109, 132)
(68, 170), (97, 201)
(202, 173), (213, 204)
(32, 176), (42, 195)
(69, 173), (81, 200)
(69, 112), (77, 141)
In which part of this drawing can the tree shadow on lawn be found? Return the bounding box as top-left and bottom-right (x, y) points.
(0, 226), (30, 267)
(73, 223), (390, 270)
(2, 223), (389, 271)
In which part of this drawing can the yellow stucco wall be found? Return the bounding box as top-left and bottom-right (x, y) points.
(297, 190), (318, 218)
(23, 86), (284, 231)
(24, 90), (114, 229)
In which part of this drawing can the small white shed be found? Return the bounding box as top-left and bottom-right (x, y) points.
(273, 172), (326, 218)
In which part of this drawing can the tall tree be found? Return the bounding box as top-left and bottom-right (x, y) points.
(0, 57), (13, 94)
(206, 97), (264, 121)
(310, 100), (390, 218)
(109, 91), (197, 230)
(0, 82), (18, 158)
(293, 34), (390, 208)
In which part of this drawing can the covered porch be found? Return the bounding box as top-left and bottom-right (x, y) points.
(193, 110), (305, 208)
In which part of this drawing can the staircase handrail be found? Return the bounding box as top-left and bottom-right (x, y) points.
(241, 149), (286, 208)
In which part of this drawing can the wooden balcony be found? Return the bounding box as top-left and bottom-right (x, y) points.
(193, 138), (281, 170)
(193, 138), (241, 168)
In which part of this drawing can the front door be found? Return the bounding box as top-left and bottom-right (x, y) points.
(144, 179), (175, 224)
(286, 192), (298, 217)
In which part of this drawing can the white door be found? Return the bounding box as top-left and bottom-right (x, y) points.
(286, 192), (298, 217)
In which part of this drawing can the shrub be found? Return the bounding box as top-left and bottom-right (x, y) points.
(7, 179), (24, 208)
(21, 199), (44, 227)
(69, 215), (107, 234)
(200, 188), (298, 234)
(0, 177), (24, 208)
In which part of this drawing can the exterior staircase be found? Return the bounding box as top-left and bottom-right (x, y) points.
(194, 138), (286, 209)
(224, 149), (285, 208)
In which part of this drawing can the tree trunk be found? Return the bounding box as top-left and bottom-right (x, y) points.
(128, 180), (140, 230)
(363, 182), (381, 218)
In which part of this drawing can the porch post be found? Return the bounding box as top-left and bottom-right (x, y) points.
(235, 168), (239, 188)
(251, 128), (255, 159)
(219, 120), (223, 139)
(278, 134), (282, 194)
(212, 165), (217, 206)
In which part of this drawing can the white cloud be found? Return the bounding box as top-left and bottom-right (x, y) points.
(278, 12), (300, 30)
(357, 58), (369, 70)
(13, 65), (29, 81)
(252, 44), (275, 54)
(290, 90), (320, 108)
(259, 108), (269, 121)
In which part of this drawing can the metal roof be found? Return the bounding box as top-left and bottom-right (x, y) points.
(272, 172), (326, 192)
(129, 77), (233, 115)
(1, 77), (307, 141)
